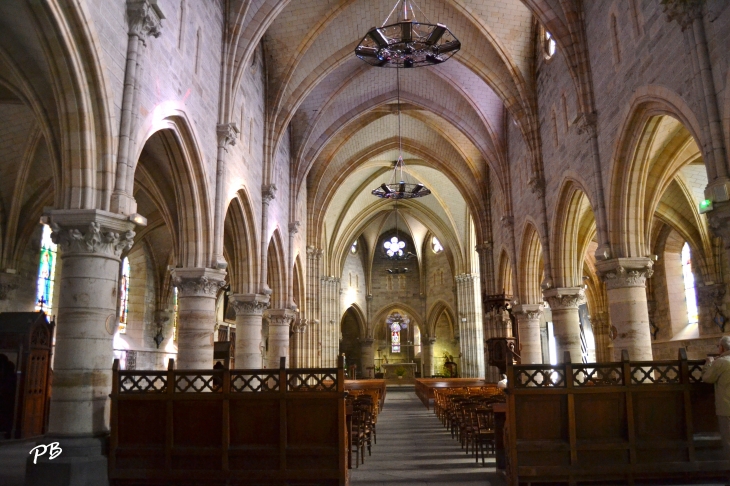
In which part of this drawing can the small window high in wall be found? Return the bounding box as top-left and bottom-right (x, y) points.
(35, 225), (57, 315)
(681, 243), (698, 325)
(543, 28), (556, 60)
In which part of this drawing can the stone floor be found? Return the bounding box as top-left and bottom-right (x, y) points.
(349, 386), (506, 486)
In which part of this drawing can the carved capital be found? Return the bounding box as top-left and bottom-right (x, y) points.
(306, 245), (323, 259)
(661, 0), (704, 31)
(707, 201), (730, 248)
(528, 175), (545, 198)
(500, 215), (514, 228)
(127, 0), (165, 40)
(230, 293), (270, 316)
(268, 308), (296, 327)
(292, 318), (308, 333)
(361, 337), (375, 346)
(575, 111), (598, 136)
(171, 268), (226, 297)
(513, 304), (543, 321)
(475, 241), (493, 254)
(596, 258), (654, 290)
(289, 221), (301, 235)
(544, 287), (585, 310)
(216, 123), (239, 150)
(49, 210), (136, 258)
(262, 184), (277, 205)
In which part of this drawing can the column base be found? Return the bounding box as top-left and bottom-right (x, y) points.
(25, 436), (108, 486)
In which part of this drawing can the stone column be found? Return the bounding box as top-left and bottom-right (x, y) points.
(230, 293), (269, 368)
(171, 268), (226, 369)
(290, 317), (307, 367)
(421, 337), (436, 378)
(512, 304), (543, 364)
(212, 123), (239, 267)
(591, 311), (612, 362)
(111, 0), (164, 214)
(259, 184), (276, 295)
(455, 274), (485, 378)
(267, 309), (296, 369)
(360, 337), (375, 378)
(543, 287), (584, 363)
(28, 211), (134, 486)
(596, 258), (654, 361)
(287, 221), (300, 308)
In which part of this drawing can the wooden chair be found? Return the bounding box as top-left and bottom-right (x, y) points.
(475, 407), (495, 465)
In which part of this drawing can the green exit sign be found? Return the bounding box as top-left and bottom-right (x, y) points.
(699, 199), (713, 214)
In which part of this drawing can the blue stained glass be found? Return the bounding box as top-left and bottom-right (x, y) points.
(118, 257), (130, 333)
(35, 225), (57, 315)
(681, 243), (698, 325)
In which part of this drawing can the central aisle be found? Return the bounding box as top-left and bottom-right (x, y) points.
(349, 387), (507, 486)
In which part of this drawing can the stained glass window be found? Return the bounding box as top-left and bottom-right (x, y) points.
(173, 287), (179, 341)
(118, 257), (130, 333)
(681, 243), (698, 325)
(391, 322), (401, 354)
(35, 225), (57, 315)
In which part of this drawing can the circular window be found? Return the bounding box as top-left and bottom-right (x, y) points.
(432, 236), (444, 254)
(384, 236), (405, 257)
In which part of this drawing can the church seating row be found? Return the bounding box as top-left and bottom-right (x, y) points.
(345, 379), (386, 412)
(414, 378), (497, 409)
(501, 349), (729, 485)
(109, 357), (348, 486)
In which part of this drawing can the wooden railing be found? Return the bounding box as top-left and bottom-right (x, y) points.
(503, 349), (728, 485)
(414, 378), (496, 409)
(109, 357), (347, 486)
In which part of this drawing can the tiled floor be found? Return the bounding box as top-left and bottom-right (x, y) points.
(349, 386), (506, 485)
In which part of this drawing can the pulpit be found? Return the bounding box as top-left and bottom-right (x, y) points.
(381, 363), (417, 381)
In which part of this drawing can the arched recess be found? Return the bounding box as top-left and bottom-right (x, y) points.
(518, 221), (544, 305)
(223, 189), (259, 294)
(293, 255), (304, 311)
(339, 305), (365, 372)
(497, 248), (513, 296)
(266, 228), (287, 309)
(371, 302), (424, 339)
(552, 179), (597, 289)
(609, 89), (706, 258)
(426, 300), (457, 338)
(340, 303), (367, 340)
(133, 121), (212, 269)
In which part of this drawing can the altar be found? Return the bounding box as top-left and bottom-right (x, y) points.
(381, 363), (418, 381)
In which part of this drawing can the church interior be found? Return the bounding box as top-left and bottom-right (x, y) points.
(1, 0), (730, 484)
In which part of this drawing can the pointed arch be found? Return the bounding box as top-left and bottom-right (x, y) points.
(266, 227), (287, 309)
(341, 303), (367, 340)
(518, 221), (543, 305)
(426, 300), (457, 338)
(224, 188), (260, 294)
(497, 248), (513, 296)
(371, 303), (424, 339)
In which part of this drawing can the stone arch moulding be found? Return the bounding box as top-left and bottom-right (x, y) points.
(609, 86), (705, 259)
(267, 227), (288, 309)
(224, 188), (260, 295)
(518, 220), (543, 305)
(133, 104), (213, 268)
(426, 300), (457, 338)
(341, 303), (367, 340)
(371, 303), (425, 339)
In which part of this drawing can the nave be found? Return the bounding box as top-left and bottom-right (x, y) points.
(350, 387), (505, 486)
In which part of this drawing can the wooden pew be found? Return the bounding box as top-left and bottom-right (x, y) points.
(345, 379), (386, 411)
(501, 349), (729, 485)
(414, 378), (497, 410)
(109, 357), (347, 486)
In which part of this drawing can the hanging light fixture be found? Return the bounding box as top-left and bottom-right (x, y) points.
(370, 68), (431, 200)
(355, 0), (460, 68)
(384, 201), (414, 273)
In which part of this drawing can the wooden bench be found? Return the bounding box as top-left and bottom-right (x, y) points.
(501, 349), (729, 485)
(345, 379), (386, 412)
(414, 378), (497, 409)
(109, 357), (347, 486)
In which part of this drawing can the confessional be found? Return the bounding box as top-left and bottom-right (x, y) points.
(0, 311), (54, 439)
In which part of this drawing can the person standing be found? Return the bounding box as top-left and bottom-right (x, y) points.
(702, 335), (730, 464)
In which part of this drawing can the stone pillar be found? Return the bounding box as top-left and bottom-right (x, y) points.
(290, 317), (307, 367)
(287, 221), (300, 308)
(29, 211), (134, 486)
(259, 184), (276, 295)
(360, 337), (375, 378)
(421, 337), (436, 378)
(171, 268), (226, 369)
(543, 287), (584, 363)
(212, 123), (238, 267)
(230, 293), (269, 368)
(596, 258), (654, 361)
(591, 311), (612, 363)
(267, 309), (296, 369)
(455, 274), (485, 378)
(305, 246), (322, 367)
(512, 304), (543, 364)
